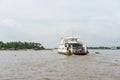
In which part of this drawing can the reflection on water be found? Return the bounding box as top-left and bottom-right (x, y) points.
(0, 50), (120, 80)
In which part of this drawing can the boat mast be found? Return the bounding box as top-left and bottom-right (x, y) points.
(71, 27), (74, 37)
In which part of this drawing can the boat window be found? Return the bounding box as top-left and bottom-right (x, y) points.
(71, 44), (82, 49)
(70, 38), (77, 41)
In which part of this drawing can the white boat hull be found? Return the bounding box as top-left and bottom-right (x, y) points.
(58, 48), (88, 55)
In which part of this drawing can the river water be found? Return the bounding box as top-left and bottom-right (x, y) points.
(0, 50), (120, 80)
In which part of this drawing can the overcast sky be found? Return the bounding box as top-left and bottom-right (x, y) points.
(0, 0), (120, 48)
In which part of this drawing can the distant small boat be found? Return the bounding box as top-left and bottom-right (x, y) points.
(58, 37), (88, 55)
(111, 46), (117, 50)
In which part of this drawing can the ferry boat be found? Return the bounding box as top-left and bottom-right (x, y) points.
(58, 37), (88, 55)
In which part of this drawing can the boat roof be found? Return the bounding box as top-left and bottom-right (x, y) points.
(65, 37), (78, 39)
(60, 37), (82, 44)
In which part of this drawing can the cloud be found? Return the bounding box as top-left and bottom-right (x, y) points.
(0, 18), (17, 27)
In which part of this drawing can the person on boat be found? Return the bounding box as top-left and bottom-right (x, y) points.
(67, 44), (72, 55)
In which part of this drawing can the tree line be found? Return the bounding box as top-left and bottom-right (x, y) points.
(88, 46), (120, 50)
(0, 41), (44, 50)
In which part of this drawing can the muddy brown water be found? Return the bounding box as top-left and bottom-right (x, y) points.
(0, 50), (120, 80)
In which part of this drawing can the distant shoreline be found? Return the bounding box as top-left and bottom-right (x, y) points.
(0, 48), (53, 51)
(0, 41), (45, 50)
